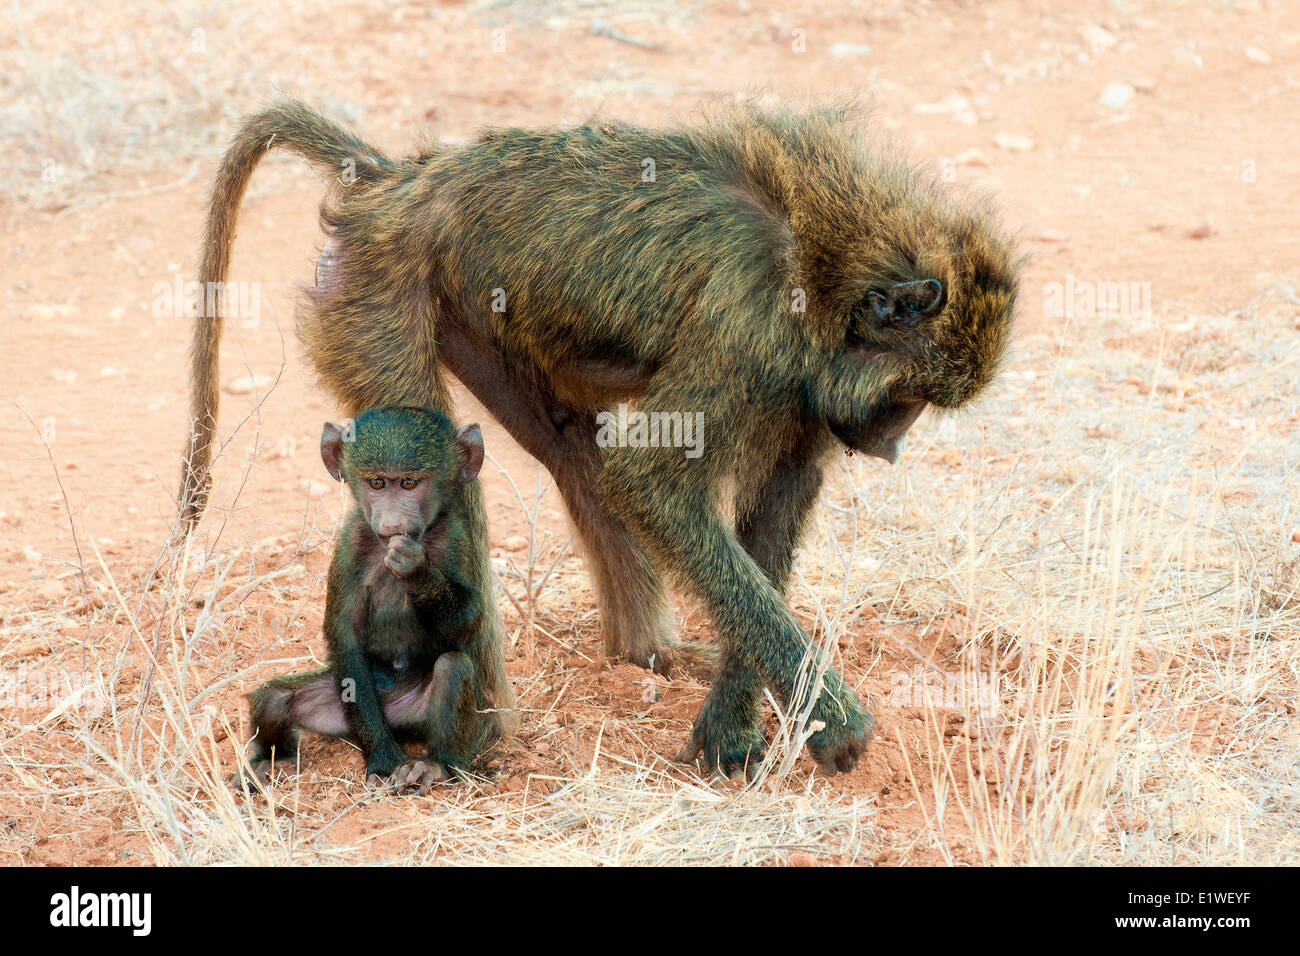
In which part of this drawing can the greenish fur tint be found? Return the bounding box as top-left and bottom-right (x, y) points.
(344, 406), (458, 476)
(340, 406), (513, 743)
(302, 103), (1015, 424)
(346, 406), (510, 731)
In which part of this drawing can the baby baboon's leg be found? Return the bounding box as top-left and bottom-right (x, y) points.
(424, 652), (490, 770)
(240, 668), (346, 786)
(379, 653), (487, 792)
(437, 325), (675, 672)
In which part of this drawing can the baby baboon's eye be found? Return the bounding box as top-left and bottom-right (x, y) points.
(399, 477), (418, 490)
(368, 477), (387, 490)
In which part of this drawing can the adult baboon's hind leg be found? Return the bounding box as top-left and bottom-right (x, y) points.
(308, 289), (515, 729)
(437, 326), (679, 673)
(547, 411), (683, 673)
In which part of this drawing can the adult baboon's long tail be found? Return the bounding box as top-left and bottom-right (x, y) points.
(178, 100), (395, 530)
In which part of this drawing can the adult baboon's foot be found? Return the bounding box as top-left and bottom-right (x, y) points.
(603, 607), (681, 676)
(805, 697), (876, 776)
(231, 756), (296, 793)
(645, 637), (718, 680)
(675, 698), (766, 781)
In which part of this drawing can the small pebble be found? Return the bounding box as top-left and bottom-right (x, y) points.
(994, 132), (1034, 152)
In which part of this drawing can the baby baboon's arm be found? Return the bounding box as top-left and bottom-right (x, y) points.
(324, 561), (408, 778)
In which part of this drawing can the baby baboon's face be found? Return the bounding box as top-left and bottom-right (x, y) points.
(356, 471), (439, 540)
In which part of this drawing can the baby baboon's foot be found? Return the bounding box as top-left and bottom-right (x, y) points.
(675, 701), (766, 781)
(231, 756), (296, 793)
(805, 701), (876, 776)
(369, 759), (449, 796)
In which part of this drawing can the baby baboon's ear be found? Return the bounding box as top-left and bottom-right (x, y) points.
(321, 421), (347, 481)
(455, 423), (484, 484)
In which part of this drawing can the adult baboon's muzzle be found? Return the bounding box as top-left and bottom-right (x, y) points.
(831, 398), (926, 463)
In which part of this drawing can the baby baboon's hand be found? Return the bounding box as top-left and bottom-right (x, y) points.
(384, 535), (426, 578)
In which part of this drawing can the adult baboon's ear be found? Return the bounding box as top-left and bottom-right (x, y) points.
(321, 421), (347, 482)
(891, 279), (944, 326)
(868, 279), (945, 328)
(866, 289), (892, 323)
(455, 423), (484, 484)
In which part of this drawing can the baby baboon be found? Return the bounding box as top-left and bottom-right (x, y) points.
(183, 100), (1019, 779)
(239, 407), (510, 794)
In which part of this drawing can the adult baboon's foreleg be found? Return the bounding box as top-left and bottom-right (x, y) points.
(676, 431), (834, 777)
(601, 414), (873, 777)
(735, 428), (829, 594)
